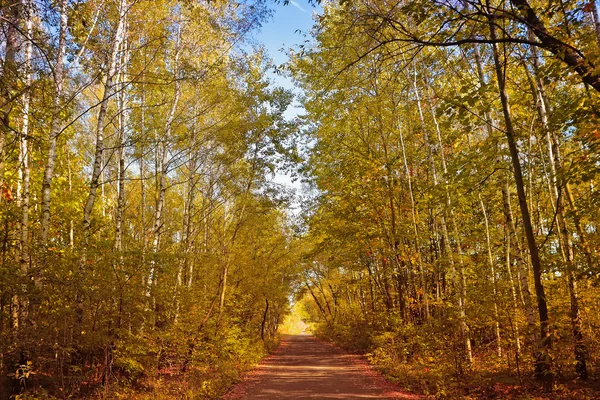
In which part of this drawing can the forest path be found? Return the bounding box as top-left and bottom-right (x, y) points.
(223, 334), (423, 399)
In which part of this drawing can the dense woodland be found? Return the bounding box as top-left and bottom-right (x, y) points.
(1, 0), (600, 399)
(291, 0), (600, 398)
(0, 0), (300, 398)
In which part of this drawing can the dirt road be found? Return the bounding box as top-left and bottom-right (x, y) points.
(223, 334), (422, 399)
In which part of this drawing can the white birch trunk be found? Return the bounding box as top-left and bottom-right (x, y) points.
(19, 0), (33, 276)
(40, 0), (68, 245)
(82, 0), (128, 237)
(115, 19), (129, 255)
(147, 25), (182, 299)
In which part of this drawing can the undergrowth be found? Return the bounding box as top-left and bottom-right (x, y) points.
(313, 321), (600, 399)
(2, 330), (280, 400)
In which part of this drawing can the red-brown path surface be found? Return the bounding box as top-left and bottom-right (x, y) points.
(223, 334), (423, 399)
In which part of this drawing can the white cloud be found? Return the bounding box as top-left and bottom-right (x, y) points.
(290, 0), (308, 13)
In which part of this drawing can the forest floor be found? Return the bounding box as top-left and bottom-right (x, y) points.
(222, 334), (423, 399)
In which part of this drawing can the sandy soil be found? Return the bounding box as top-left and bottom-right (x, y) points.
(223, 334), (423, 399)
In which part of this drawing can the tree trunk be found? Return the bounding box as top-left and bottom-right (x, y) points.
(261, 298), (269, 341)
(412, 60), (472, 359)
(147, 140), (167, 299)
(489, 18), (552, 389)
(480, 195), (502, 358)
(504, 224), (522, 360)
(0, 0), (21, 185)
(146, 25), (181, 316)
(82, 0), (127, 237)
(40, 0), (68, 245)
(381, 136), (407, 319)
(172, 144), (196, 323)
(113, 23), (129, 340)
(67, 149), (74, 248)
(139, 64), (148, 291)
(115, 19), (129, 256)
(509, 0), (600, 92)
(77, 0), (127, 338)
(16, 0), (34, 330)
(398, 126), (428, 324)
(502, 178), (538, 346)
(527, 46), (588, 380)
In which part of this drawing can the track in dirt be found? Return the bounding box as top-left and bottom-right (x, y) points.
(223, 334), (423, 399)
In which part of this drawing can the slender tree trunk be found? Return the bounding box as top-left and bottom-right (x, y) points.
(413, 60), (472, 359)
(217, 255), (229, 321)
(16, 0), (34, 330)
(172, 146), (196, 323)
(410, 61), (437, 323)
(304, 279), (329, 325)
(67, 149), (74, 249)
(72, 0), (104, 67)
(473, 41), (503, 358)
(113, 25), (128, 342)
(19, 0), (33, 266)
(139, 66), (148, 291)
(193, 175), (215, 289)
(527, 46), (588, 380)
(504, 225), (522, 358)
(426, 71), (473, 362)
(398, 125), (428, 324)
(0, 0), (21, 185)
(454, 226), (472, 364)
(261, 298), (269, 341)
(40, 0), (67, 245)
(502, 178), (538, 345)
(77, 0), (127, 339)
(489, 19), (552, 389)
(567, 270), (587, 379)
(147, 140), (167, 298)
(82, 0), (127, 237)
(115, 21), (129, 256)
(480, 195), (502, 357)
(107, 33), (128, 378)
(172, 92), (198, 321)
(146, 26), (181, 315)
(381, 137), (407, 319)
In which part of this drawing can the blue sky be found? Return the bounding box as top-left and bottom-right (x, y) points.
(254, 1), (321, 202)
(255, 1), (320, 118)
(256, 1), (318, 67)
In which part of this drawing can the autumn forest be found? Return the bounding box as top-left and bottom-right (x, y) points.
(1, 0), (600, 399)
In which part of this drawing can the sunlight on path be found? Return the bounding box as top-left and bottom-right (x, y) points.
(224, 335), (422, 400)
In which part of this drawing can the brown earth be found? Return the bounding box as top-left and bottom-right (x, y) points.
(223, 334), (424, 399)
